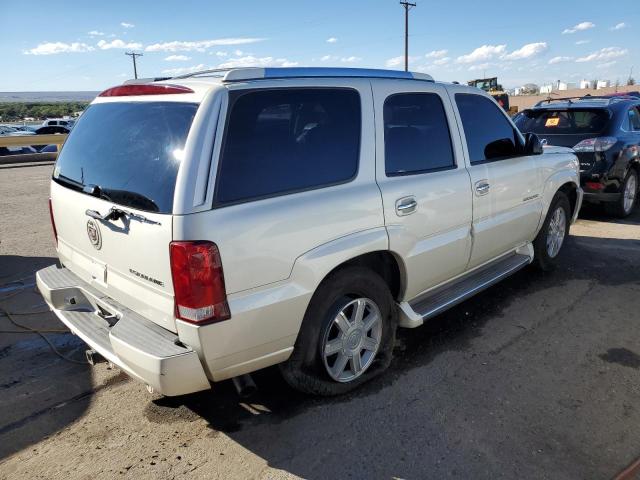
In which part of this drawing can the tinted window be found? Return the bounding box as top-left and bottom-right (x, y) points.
(456, 93), (520, 163)
(216, 88), (360, 204)
(628, 107), (640, 131)
(384, 93), (455, 176)
(514, 108), (611, 136)
(53, 102), (198, 213)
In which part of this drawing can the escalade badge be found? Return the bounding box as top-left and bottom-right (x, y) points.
(86, 219), (102, 250)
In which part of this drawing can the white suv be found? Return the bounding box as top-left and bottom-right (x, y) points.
(37, 68), (583, 396)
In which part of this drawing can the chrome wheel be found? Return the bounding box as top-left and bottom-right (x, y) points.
(322, 297), (382, 383)
(546, 206), (567, 258)
(623, 173), (637, 214)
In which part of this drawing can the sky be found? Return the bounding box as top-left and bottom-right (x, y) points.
(1, 0), (638, 91)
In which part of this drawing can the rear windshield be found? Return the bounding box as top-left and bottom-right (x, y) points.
(514, 108), (610, 135)
(53, 101), (198, 213)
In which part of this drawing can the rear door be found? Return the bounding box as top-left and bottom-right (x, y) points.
(372, 81), (473, 300)
(452, 91), (543, 269)
(50, 100), (199, 332)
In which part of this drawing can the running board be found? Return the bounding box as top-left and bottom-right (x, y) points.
(398, 253), (532, 328)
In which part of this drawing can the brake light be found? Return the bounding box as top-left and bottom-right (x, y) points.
(98, 84), (194, 97)
(585, 181), (605, 191)
(48, 198), (58, 246)
(169, 241), (230, 325)
(573, 137), (617, 153)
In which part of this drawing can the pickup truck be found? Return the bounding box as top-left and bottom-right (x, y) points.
(37, 67), (583, 397)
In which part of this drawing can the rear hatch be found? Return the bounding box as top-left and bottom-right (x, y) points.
(514, 107), (610, 173)
(50, 99), (199, 332)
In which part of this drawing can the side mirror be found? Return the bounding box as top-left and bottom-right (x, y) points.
(523, 132), (543, 155)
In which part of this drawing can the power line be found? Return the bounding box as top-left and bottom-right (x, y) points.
(125, 52), (143, 79)
(400, 1), (416, 72)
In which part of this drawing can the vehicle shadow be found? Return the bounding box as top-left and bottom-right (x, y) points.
(0, 255), (93, 460)
(578, 201), (640, 226)
(145, 228), (640, 479)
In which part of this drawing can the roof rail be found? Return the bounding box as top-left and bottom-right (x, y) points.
(222, 67), (434, 82)
(172, 68), (233, 80)
(535, 92), (640, 107)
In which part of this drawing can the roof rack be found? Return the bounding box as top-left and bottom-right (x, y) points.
(222, 67), (434, 82)
(172, 68), (234, 80)
(534, 93), (640, 107)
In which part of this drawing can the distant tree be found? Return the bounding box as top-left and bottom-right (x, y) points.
(628, 77), (636, 86)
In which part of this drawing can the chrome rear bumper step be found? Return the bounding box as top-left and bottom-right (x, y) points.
(400, 253), (531, 327)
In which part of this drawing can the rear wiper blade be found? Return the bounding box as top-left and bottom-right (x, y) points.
(85, 206), (161, 226)
(83, 184), (112, 202)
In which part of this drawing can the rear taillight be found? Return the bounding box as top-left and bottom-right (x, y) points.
(98, 84), (194, 97)
(48, 198), (58, 246)
(169, 241), (230, 325)
(585, 181), (605, 191)
(573, 137), (617, 153)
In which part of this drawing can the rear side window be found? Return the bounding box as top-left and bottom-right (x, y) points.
(514, 108), (610, 135)
(628, 107), (640, 131)
(215, 88), (360, 205)
(455, 93), (520, 163)
(53, 102), (198, 213)
(384, 93), (455, 176)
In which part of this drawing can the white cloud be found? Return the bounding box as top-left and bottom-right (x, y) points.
(562, 21), (595, 34)
(576, 46), (628, 62)
(161, 63), (208, 76)
(88, 31), (105, 36)
(24, 42), (95, 55)
(320, 55), (333, 62)
(385, 55), (419, 67)
(426, 49), (448, 59)
(433, 57), (450, 66)
(340, 56), (361, 63)
(468, 62), (490, 72)
(575, 40), (590, 45)
(456, 44), (506, 63)
(326, 37), (338, 43)
(233, 49), (244, 56)
(610, 22), (626, 31)
(215, 51), (228, 57)
(121, 22), (135, 28)
(217, 55), (298, 68)
(503, 42), (548, 60)
(97, 39), (143, 50)
(548, 56), (573, 64)
(145, 38), (265, 52)
(597, 61), (617, 69)
(164, 54), (191, 61)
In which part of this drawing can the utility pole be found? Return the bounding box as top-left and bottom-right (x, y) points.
(400, 1), (416, 72)
(125, 51), (143, 79)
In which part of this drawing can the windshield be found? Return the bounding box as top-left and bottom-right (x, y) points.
(514, 108), (610, 135)
(53, 101), (198, 213)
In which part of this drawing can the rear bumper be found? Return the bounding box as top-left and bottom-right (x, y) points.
(36, 265), (211, 396)
(582, 191), (621, 204)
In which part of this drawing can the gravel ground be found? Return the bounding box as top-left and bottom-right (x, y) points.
(1, 162), (639, 480)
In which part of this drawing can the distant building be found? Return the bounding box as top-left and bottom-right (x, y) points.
(540, 84), (553, 94)
(580, 80), (591, 89)
(597, 80), (611, 89)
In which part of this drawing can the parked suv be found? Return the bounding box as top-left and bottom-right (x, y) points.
(514, 94), (640, 217)
(37, 68), (582, 396)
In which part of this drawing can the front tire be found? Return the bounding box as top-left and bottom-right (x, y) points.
(280, 266), (397, 396)
(605, 169), (638, 218)
(533, 191), (571, 271)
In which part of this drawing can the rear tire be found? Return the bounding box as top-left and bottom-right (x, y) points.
(605, 169), (638, 218)
(533, 191), (571, 272)
(280, 266), (397, 396)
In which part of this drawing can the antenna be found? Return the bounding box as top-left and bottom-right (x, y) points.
(125, 51), (143, 79)
(399, 1), (417, 72)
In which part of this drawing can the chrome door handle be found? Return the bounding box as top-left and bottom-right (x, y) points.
(475, 181), (490, 196)
(396, 197), (417, 216)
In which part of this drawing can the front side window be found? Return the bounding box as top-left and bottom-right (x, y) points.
(455, 93), (520, 163)
(215, 88), (361, 205)
(628, 107), (640, 131)
(383, 93), (455, 176)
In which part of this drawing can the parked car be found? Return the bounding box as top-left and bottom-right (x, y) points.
(12, 125), (39, 133)
(0, 146), (38, 156)
(0, 125), (33, 136)
(35, 125), (71, 135)
(39, 144), (59, 153)
(41, 118), (75, 129)
(36, 68), (582, 397)
(514, 94), (640, 217)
